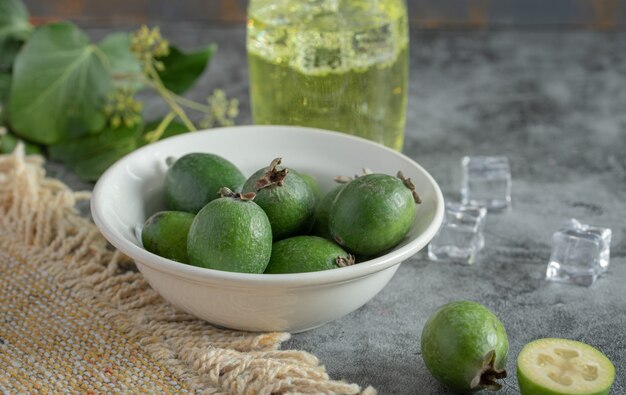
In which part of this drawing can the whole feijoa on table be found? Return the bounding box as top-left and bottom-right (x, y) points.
(421, 300), (509, 392)
(242, 158), (317, 240)
(164, 152), (246, 214)
(517, 338), (615, 395)
(264, 235), (355, 274)
(141, 211), (195, 264)
(329, 172), (421, 256)
(187, 188), (272, 273)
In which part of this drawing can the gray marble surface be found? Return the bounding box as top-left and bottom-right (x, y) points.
(49, 25), (626, 394)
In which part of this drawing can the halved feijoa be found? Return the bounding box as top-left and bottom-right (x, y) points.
(517, 338), (615, 395)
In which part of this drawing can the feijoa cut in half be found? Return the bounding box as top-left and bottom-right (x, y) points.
(421, 300), (509, 392)
(242, 158), (317, 240)
(187, 188), (272, 273)
(164, 152), (245, 214)
(264, 235), (355, 274)
(141, 211), (195, 263)
(329, 172), (421, 256)
(517, 338), (615, 395)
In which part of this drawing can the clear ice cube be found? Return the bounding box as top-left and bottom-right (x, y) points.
(546, 219), (612, 286)
(428, 202), (487, 265)
(461, 156), (511, 211)
(352, 23), (395, 63)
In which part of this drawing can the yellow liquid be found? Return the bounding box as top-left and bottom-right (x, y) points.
(247, 0), (409, 150)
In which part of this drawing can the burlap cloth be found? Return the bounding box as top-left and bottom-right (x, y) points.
(0, 146), (375, 394)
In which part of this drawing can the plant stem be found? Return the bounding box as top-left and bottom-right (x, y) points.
(145, 64), (197, 132)
(172, 93), (212, 112)
(91, 45), (111, 68)
(145, 111), (176, 143)
(112, 72), (143, 83)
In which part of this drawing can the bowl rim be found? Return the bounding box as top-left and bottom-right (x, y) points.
(91, 125), (445, 287)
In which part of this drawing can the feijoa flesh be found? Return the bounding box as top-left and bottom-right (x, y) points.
(187, 188), (272, 273)
(329, 172), (420, 256)
(141, 211), (195, 263)
(164, 153), (245, 214)
(517, 338), (615, 395)
(421, 300), (509, 392)
(264, 235), (355, 274)
(242, 158), (317, 240)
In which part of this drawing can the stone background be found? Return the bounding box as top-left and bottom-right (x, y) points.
(44, 21), (626, 393)
(25, 0), (626, 388)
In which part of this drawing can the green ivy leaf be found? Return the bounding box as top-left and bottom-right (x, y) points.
(0, 37), (23, 73)
(0, 130), (41, 154)
(0, 0), (31, 45)
(8, 22), (113, 144)
(158, 44), (216, 94)
(0, 0), (31, 74)
(0, 72), (10, 102)
(48, 124), (139, 181)
(98, 32), (142, 89)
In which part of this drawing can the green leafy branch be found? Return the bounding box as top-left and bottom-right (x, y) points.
(0, 0), (239, 180)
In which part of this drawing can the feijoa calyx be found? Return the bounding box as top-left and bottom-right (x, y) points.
(421, 301), (508, 392)
(164, 152), (245, 214)
(187, 188), (272, 273)
(141, 211), (195, 263)
(264, 235), (354, 274)
(329, 172), (420, 256)
(242, 158), (317, 240)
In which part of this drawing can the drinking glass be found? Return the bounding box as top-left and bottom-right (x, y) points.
(247, 0), (409, 150)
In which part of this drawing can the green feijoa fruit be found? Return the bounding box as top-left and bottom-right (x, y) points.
(164, 152), (245, 214)
(421, 300), (509, 392)
(264, 236), (355, 274)
(141, 211), (195, 263)
(187, 188), (272, 273)
(329, 172), (421, 256)
(311, 178), (351, 240)
(242, 158), (317, 240)
(517, 338), (615, 395)
(300, 173), (323, 201)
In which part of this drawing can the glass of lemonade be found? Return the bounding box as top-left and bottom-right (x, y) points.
(247, 0), (409, 151)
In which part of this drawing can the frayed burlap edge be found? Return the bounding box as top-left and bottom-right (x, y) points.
(0, 145), (376, 395)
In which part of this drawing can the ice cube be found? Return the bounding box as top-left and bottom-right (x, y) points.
(352, 23), (395, 64)
(428, 202), (487, 265)
(293, 30), (347, 72)
(461, 156), (511, 211)
(546, 219), (612, 286)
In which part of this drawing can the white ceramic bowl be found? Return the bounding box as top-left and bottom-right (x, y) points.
(91, 126), (444, 332)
